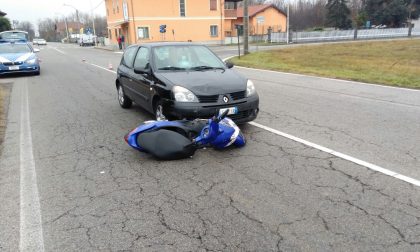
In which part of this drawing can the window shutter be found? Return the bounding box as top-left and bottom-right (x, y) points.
(210, 0), (217, 11)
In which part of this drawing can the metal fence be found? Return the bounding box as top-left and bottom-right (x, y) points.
(269, 27), (420, 44)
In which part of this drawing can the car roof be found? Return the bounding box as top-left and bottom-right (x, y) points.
(130, 42), (206, 48)
(0, 42), (30, 46)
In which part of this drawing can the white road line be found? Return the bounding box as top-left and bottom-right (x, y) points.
(88, 62), (117, 74)
(51, 47), (66, 55)
(235, 66), (420, 92)
(114, 51), (123, 54)
(88, 58), (420, 187)
(222, 57), (419, 92)
(19, 81), (45, 251)
(248, 121), (420, 187)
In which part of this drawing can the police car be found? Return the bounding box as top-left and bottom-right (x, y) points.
(0, 41), (40, 75)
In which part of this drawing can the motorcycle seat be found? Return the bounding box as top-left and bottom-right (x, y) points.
(137, 129), (196, 160)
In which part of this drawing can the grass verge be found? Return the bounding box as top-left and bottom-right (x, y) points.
(231, 39), (420, 88)
(0, 84), (10, 150)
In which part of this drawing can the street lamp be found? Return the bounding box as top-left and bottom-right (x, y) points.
(63, 3), (81, 42)
(55, 12), (70, 43)
(89, 0), (99, 45)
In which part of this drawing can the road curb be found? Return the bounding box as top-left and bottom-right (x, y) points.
(94, 46), (120, 52)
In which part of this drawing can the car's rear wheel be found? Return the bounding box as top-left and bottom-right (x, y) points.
(117, 85), (132, 108)
(154, 99), (167, 121)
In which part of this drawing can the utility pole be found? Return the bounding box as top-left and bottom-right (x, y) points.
(64, 18), (70, 43)
(286, 3), (289, 44)
(243, 0), (249, 54)
(90, 0), (97, 45)
(131, 0), (136, 45)
(408, 0), (415, 37)
(64, 4), (81, 43)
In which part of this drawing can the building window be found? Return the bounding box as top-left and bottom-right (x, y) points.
(117, 6), (119, 13)
(180, 0), (186, 17)
(109, 29), (112, 39)
(138, 27), (149, 39)
(115, 29), (118, 38)
(210, 0), (217, 11)
(107, 9), (109, 16)
(224, 2), (236, 9)
(210, 25), (218, 37)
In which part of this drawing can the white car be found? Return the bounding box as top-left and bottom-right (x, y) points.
(37, 39), (47, 45)
(33, 38), (47, 45)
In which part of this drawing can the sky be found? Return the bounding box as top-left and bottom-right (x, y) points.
(0, 0), (106, 31)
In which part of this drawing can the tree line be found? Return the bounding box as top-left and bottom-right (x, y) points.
(250, 0), (419, 30)
(38, 12), (108, 42)
(0, 12), (107, 42)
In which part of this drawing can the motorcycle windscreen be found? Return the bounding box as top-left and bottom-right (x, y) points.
(137, 129), (196, 160)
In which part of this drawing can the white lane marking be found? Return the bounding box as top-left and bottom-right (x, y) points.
(222, 56), (419, 93)
(248, 121), (420, 187)
(19, 81), (45, 251)
(51, 47), (66, 55)
(223, 56), (236, 61)
(87, 57), (420, 186)
(235, 65), (420, 93)
(88, 62), (117, 74)
(114, 51), (123, 54)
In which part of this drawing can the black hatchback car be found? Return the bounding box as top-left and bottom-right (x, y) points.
(116, 42), (259, 123)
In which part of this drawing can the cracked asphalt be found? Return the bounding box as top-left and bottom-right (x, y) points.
(1, 43), (420, 251)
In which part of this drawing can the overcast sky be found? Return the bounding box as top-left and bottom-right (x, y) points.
(0, 0), (106, 30)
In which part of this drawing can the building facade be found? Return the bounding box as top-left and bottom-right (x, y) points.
(105, 0), (286, 45)
(225, 4), (287, 37)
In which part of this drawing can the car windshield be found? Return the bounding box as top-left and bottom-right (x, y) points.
(0, 31), (28, 41)
(153, 45), (225, 71)
(0, 43), (32, 54)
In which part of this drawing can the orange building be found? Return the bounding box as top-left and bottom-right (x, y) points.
(105, 0), (286, 45)
(225, 4), (287, 37)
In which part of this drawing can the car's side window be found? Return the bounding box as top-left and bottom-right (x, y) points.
(122, 47), (137, 68)
(133, 47), (150, 70)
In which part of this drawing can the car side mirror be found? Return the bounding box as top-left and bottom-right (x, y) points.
(225, 61), (234, 69)
(33, 48), (40, 53)
(134, 66), (151, 75)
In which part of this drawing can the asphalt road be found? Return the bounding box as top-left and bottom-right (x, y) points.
(1, 42), (420, 251)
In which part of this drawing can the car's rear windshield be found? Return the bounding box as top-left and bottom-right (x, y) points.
(0, 43), (32, 54)
(153, 45), (225, 71)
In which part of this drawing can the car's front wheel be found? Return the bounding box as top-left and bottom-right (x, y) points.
(117, 85), (132, 108)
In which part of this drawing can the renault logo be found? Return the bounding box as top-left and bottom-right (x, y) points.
(223, 96), (229, 103)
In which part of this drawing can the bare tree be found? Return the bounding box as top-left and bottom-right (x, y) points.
(38, 18), (58, 42)
(15, 21), (35, 40)
(289, 0), (327, 30)
(38, 11), (107, 42)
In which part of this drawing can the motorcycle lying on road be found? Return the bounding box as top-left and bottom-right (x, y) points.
(124, 110), (246, 160)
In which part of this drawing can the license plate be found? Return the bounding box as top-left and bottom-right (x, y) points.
(9, 66), (19, 70)
(219, 107), (238, 115)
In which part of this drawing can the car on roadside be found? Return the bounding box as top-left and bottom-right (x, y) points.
(33, 38), (47, 45)
(116, 42), (259, 123)
(0, 42), (40, 75)
(78, 34), (96, 46)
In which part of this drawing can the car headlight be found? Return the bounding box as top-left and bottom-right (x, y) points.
(26, 58), (37, 64)
(246, 79), (256, 97)
(172, 86), (198, 102)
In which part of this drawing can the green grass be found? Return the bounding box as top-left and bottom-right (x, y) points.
(0, 85), (9, 148)
(231, 39), (420, 88)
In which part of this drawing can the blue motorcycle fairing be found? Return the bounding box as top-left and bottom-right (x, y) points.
(211, 118), (245, 149)
(125, 113), (246, 160)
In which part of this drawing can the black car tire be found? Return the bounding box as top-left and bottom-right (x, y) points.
(34, 70), (40, 76)
(154, 99), (167, 121)
(117, 85), (132, 108)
